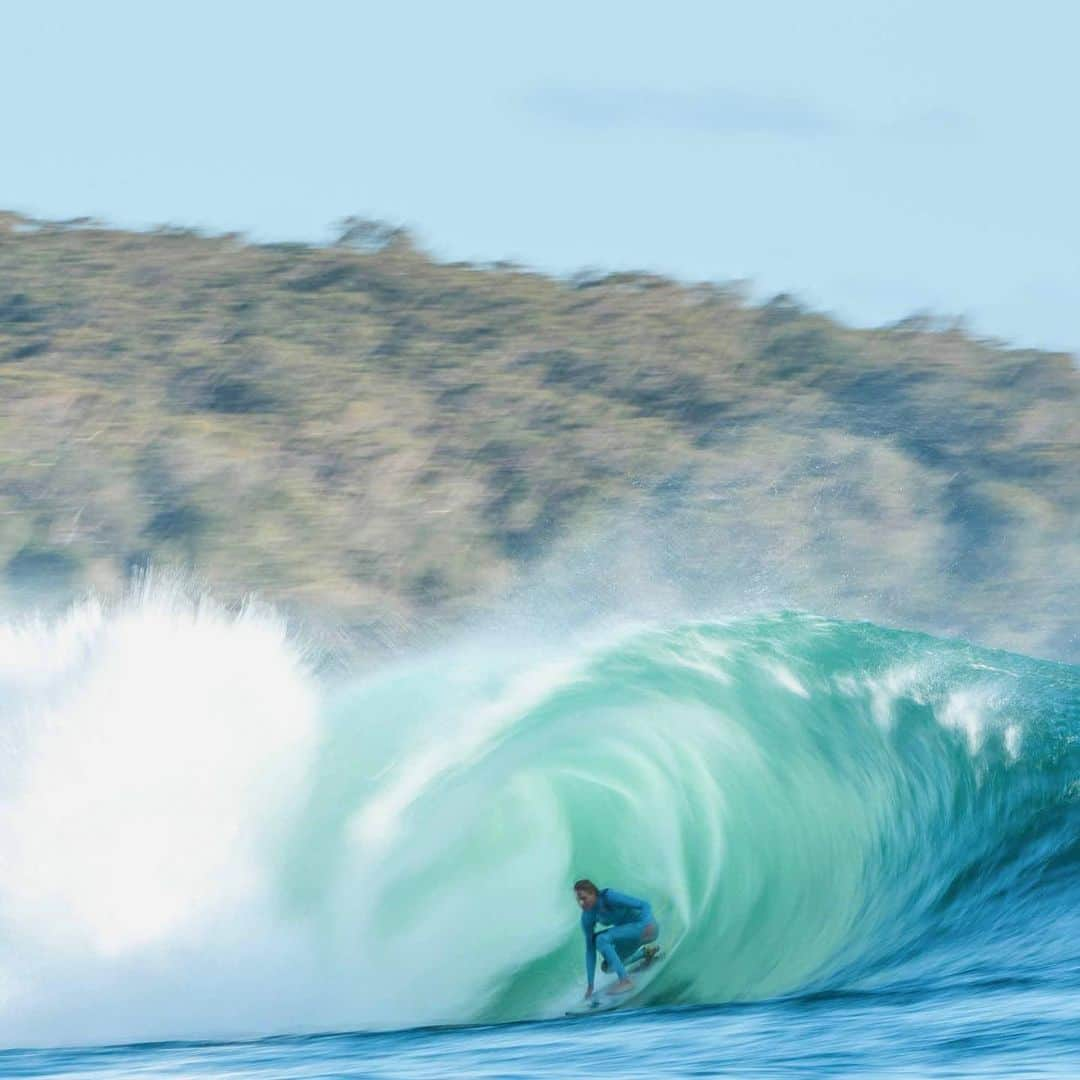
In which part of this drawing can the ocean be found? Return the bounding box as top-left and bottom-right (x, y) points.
(0, 586), (1076, 1077)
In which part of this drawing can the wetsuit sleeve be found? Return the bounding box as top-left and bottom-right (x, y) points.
(603, 889), (649, 916)
(581, 910), (597, 987)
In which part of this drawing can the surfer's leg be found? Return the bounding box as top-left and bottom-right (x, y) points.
(594, 929), (629, 981)
(616, 921), (661, 966)
(600, 923), (651, 975)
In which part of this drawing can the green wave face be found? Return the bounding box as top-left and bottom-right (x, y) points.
(285, 612), (1080, 1023)
(1, 592), (1076, 1044)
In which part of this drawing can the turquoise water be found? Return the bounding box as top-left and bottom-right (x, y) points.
(0, 588), (1077, 1075)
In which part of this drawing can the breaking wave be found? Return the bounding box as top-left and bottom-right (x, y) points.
(0, 584), (1076, 1046)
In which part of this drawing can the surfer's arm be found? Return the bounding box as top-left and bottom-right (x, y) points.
(581, 911), (597, 989)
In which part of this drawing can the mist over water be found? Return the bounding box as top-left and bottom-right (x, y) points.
(0, 580), (1076, 1057)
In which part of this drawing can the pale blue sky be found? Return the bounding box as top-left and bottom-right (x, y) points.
(4, 0), (1077, 353)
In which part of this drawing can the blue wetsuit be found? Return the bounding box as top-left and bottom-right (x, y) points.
(581, 888), (658, 987)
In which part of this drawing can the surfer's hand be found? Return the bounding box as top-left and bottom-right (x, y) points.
(584, 986), (593, 999)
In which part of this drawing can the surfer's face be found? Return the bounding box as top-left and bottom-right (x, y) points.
(576, 888), (597, 911)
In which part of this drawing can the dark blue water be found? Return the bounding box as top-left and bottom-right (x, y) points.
(5, 986), (1079, 1078)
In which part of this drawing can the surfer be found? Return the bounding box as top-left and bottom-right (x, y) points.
(575, 878), (659, 998)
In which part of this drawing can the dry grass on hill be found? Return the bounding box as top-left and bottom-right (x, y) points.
(1, 213), (1077, 659)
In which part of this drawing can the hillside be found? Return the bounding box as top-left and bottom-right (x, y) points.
(1, 212), (1077, 659)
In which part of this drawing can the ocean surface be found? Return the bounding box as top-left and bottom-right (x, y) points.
(0, 586), (1077, 1077)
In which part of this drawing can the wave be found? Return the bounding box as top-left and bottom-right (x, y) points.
(0, 583), (1076, 1046)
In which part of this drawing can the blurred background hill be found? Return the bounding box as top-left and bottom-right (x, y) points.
(1, 213), (1077, 660)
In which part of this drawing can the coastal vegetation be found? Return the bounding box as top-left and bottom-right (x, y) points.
(1, 212), (1076, 659)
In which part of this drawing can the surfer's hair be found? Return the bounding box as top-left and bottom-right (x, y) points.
(573, 879), (598, 895)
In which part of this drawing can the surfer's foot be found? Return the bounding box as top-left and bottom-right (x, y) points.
(609, 978), (634, 995)
(641, 944), (660, 966)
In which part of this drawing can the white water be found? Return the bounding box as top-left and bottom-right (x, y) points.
(0, 584), (322, 1044)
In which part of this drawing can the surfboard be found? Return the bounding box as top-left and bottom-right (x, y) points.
(564, 946), (663, 1016)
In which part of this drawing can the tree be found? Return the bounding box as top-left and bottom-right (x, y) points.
(333, 216), (413, 253)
